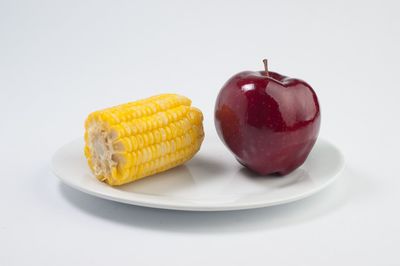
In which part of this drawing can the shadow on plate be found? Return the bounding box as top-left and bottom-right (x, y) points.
(117, 165), (195, 194)
(236, 167), (312, 188)
(185, 153), (230, 175)
(58, 166), (369, 234)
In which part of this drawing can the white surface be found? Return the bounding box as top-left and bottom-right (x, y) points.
(52, 138), (344, 211)
(1, 0), (399, 265)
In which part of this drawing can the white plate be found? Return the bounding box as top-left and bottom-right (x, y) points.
(52, 138), (344, 211)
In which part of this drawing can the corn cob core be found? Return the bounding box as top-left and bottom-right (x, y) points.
(84, 94), (204, 186)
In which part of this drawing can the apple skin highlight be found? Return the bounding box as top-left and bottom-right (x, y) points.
(215, 67), (321, 176)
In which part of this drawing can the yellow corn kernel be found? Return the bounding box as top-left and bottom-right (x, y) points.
(84, 94), (204, 186)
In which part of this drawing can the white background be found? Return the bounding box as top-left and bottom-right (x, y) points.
(1, 0), (399, 265)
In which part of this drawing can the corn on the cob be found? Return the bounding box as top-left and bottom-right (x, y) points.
(84, 94), (204, 186)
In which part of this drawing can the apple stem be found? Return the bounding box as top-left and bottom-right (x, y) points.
(263, 59), (269, 77)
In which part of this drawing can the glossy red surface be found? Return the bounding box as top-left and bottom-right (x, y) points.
(215, 70), (321, 175)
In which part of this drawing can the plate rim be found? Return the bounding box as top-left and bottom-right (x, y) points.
(52, 138), (345, 211)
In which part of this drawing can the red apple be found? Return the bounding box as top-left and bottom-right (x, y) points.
(215, 60), (321, 175)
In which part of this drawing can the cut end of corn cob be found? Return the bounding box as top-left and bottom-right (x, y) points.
(84, 94), (204, 186)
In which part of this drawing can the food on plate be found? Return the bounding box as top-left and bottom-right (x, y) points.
(84, 94), (204, 186)
(215, 59), (321, 175)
